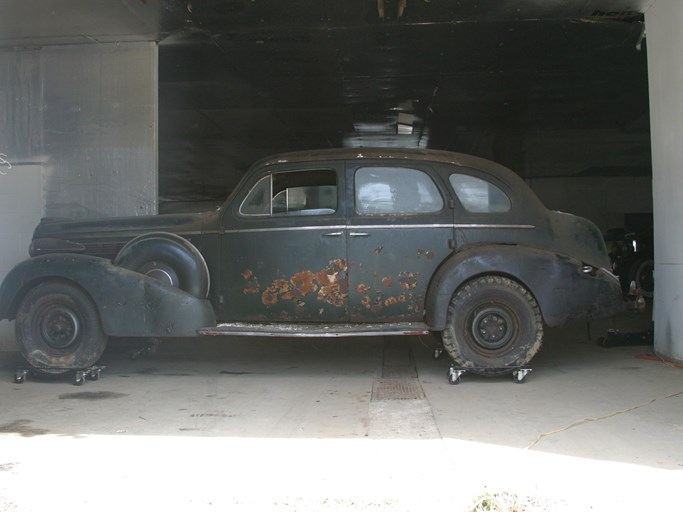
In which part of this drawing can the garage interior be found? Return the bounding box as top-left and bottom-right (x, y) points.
(1, 1), (682, 511)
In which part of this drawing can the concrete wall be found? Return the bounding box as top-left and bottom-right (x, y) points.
(0, 164), (43, 352)
(41, 44), (158, 219)
(646, 0), (683, 363)
(0, 49), (44, 351)
(0, 42), (158, 351)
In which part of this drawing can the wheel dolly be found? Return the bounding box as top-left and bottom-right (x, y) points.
(433, 346), (532, 384)
(446, 365), (532, 385)
(14, 365), (106, 386)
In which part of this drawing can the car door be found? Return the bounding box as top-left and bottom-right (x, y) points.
(217, 162), (348, 323)
(346, 161), (455, 323)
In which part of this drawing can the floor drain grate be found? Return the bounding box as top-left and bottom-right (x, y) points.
(372, 378), (425, 401)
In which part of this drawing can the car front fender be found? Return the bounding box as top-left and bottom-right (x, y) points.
(0, 254), (216, 337)
(424, 245), (624, 330)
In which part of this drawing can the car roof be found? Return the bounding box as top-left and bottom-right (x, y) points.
(253, 148), (516, 179)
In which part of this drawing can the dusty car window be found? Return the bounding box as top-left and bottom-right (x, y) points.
(240, 175), (271, 215)
(449, 173), (511, 213)
(355, 167), (443, 215)
(240, 169), (337, 217)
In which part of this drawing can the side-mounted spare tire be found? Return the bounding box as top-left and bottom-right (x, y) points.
(15, 280), (107, 370)
(441, 275), (543, 375)
(114, 232), (210, 299)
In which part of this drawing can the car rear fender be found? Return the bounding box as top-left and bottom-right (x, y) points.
(424, 244), (624, 330)
(0, 254), (216, 337)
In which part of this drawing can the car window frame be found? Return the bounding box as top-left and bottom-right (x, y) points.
(219, 162), (347, 232)
(435, 166), (516, 217)
(448, 171), (512, 214)
(351, 163), (448, 217)
(236, 167), (342, 219)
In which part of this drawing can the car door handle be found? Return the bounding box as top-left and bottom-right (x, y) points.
(323, 231), (344, 237)
(349, 232), (369, 237)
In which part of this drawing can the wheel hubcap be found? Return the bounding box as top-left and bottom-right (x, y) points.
(138, 261), (179, 287)
(40, 307), (80, 349)
(471, 307), (514, 350)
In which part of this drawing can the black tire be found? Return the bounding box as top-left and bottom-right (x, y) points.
(441, 276), (543, 376)
(114, 232), (210, 299)
(632, 259), (654, 298)
(15, 280), (107, 370)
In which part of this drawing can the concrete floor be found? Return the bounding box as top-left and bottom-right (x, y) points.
(0, 307), (681, 511)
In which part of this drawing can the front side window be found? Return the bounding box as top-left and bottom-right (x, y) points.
(240, 169), (337, 217)
(449, 173), (511, 213)
(355, 167), (443, 215)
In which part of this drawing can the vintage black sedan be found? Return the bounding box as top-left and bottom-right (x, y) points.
(0, 148), (623, 375)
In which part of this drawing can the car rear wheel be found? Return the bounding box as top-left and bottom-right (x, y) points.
(15, 280), (107, 370)
(441, 275), (543, 375)
(632, 258), (654, 298)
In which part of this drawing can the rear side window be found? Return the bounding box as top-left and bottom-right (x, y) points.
(449, 174), (511, 213)
(355, 167), (443, 215)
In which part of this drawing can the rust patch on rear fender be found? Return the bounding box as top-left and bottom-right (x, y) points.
(385, 296), (398, 307)
(373, 246), (383, 255)
(417, 249), (434, 260)
(261, 260), (348, 308)
(399, 271), (419, 290)
(381, 277), (393, 287)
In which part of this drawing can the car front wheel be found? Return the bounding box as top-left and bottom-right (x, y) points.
(441, 275), (543, 375)
(15, 280), (107, 370)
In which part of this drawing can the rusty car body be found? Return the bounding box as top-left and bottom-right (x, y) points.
(0, 148), (624, 374)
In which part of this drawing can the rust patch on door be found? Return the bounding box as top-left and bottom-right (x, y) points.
(242, 269), (260, 295)
(356, 283), (371, 294)
(260, 259), (348, 308)
(373, 245), (384, 255)
(355, 271), (420, 313)
(262, 279), (290, 305)
(316, 259), (348, 307)
(291, 271), (318, 295)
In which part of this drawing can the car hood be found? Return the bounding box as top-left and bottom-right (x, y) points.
(30, 210), (219, 259)
(34, 211), (215, 238)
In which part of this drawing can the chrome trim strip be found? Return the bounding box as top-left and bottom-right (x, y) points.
(348, 224), (453, 230)
(454, 224), (535, 229)
(347, 224), (535, 230)
(220, 223), (535, 234)
(223, 225), (347, 234)
(61, 230), (206, 239)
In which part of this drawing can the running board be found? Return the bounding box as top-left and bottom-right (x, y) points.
(198, 322), (431, 338)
